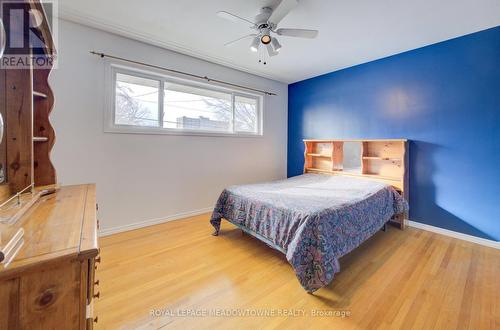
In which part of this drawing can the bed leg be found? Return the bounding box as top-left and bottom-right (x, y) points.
(395, 213), (406, 230)
(390, 213), (406, 230)
(382, 223), (387, 232)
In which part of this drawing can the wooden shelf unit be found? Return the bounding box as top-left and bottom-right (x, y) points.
(33, 66), (56, 187)
(361, 141), (405, 181)
(0, 0), (57, 194)
(304, 140), (344, 172)
(303, 139), (409, 200)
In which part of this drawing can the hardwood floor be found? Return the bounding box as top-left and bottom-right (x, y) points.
(95, 213), (499, 329)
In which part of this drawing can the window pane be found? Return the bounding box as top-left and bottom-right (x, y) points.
(163, 82), (232, 132)
(115, 73), (159, 127)
(234, 96), (258, 133)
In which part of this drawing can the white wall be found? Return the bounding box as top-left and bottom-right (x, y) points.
(50, 20), (288, 233)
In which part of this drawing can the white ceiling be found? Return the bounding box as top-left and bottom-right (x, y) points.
(58, 0), (500, 83)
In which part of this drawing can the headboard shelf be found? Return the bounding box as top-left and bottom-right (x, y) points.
(362, 156), (401, 161)
(304, 138), (409, 200)
(307, 153), (331, 157)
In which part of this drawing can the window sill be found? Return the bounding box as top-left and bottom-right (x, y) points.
(104, 125), (264, 138)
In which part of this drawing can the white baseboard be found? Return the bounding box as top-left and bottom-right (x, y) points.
(98, 207), (213, 237)
(408, 220), (499, 250)
(98, 211), (499, 250)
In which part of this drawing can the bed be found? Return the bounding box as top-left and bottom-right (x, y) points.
(210, 139), (409, 292)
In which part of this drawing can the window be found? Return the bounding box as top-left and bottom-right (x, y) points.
(115, 73), (160, 127)
(163, 82), (232, 132)
(106, 64), (263, 136)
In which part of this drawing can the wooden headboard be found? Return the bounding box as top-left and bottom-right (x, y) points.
(303, 139), (409, 228)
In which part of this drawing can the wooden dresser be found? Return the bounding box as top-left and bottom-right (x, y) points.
(0, 185), (100, 329)
(0, 1), (100, 328)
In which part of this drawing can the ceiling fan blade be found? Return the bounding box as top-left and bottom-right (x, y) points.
(266, 44), (278, 57)
(276, 28), (318, 39)
(269, 0), (298, 26)
(217, 11), (255, 26)
(224, 34), (258, 47)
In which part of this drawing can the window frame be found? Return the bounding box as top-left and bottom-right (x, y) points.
(104, 61), (264, 137)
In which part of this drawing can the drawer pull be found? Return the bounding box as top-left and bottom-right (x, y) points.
(93, 292), (100, 299)
(94, 316), (98, 323)
(95, 256), (101, 263)
(94, 280), (100, 286)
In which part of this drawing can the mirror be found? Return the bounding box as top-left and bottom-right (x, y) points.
(0, 113), (3, 184)
(0, 19), (4, 185)
(343, 141), (362, 174)
(0, 112), (3, 145)
(0, 18), (5, 58)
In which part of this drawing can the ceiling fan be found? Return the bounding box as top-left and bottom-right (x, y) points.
(217, 0), (318, 62)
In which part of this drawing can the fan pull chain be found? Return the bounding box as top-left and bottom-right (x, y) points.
(257, 45), (268, 66)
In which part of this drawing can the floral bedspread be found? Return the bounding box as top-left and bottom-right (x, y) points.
(210, 174), (408, 292)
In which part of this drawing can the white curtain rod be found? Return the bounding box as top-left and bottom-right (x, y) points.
(89, 51), (277, 96)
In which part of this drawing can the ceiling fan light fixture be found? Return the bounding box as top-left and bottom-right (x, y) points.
(250, 36), (260, 52)
(271, 37), (282, 52)
(261, 34), (271, 45)
(260, 28), (272, 45)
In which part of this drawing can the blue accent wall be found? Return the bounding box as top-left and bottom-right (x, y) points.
(288, 26), (500, 242)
